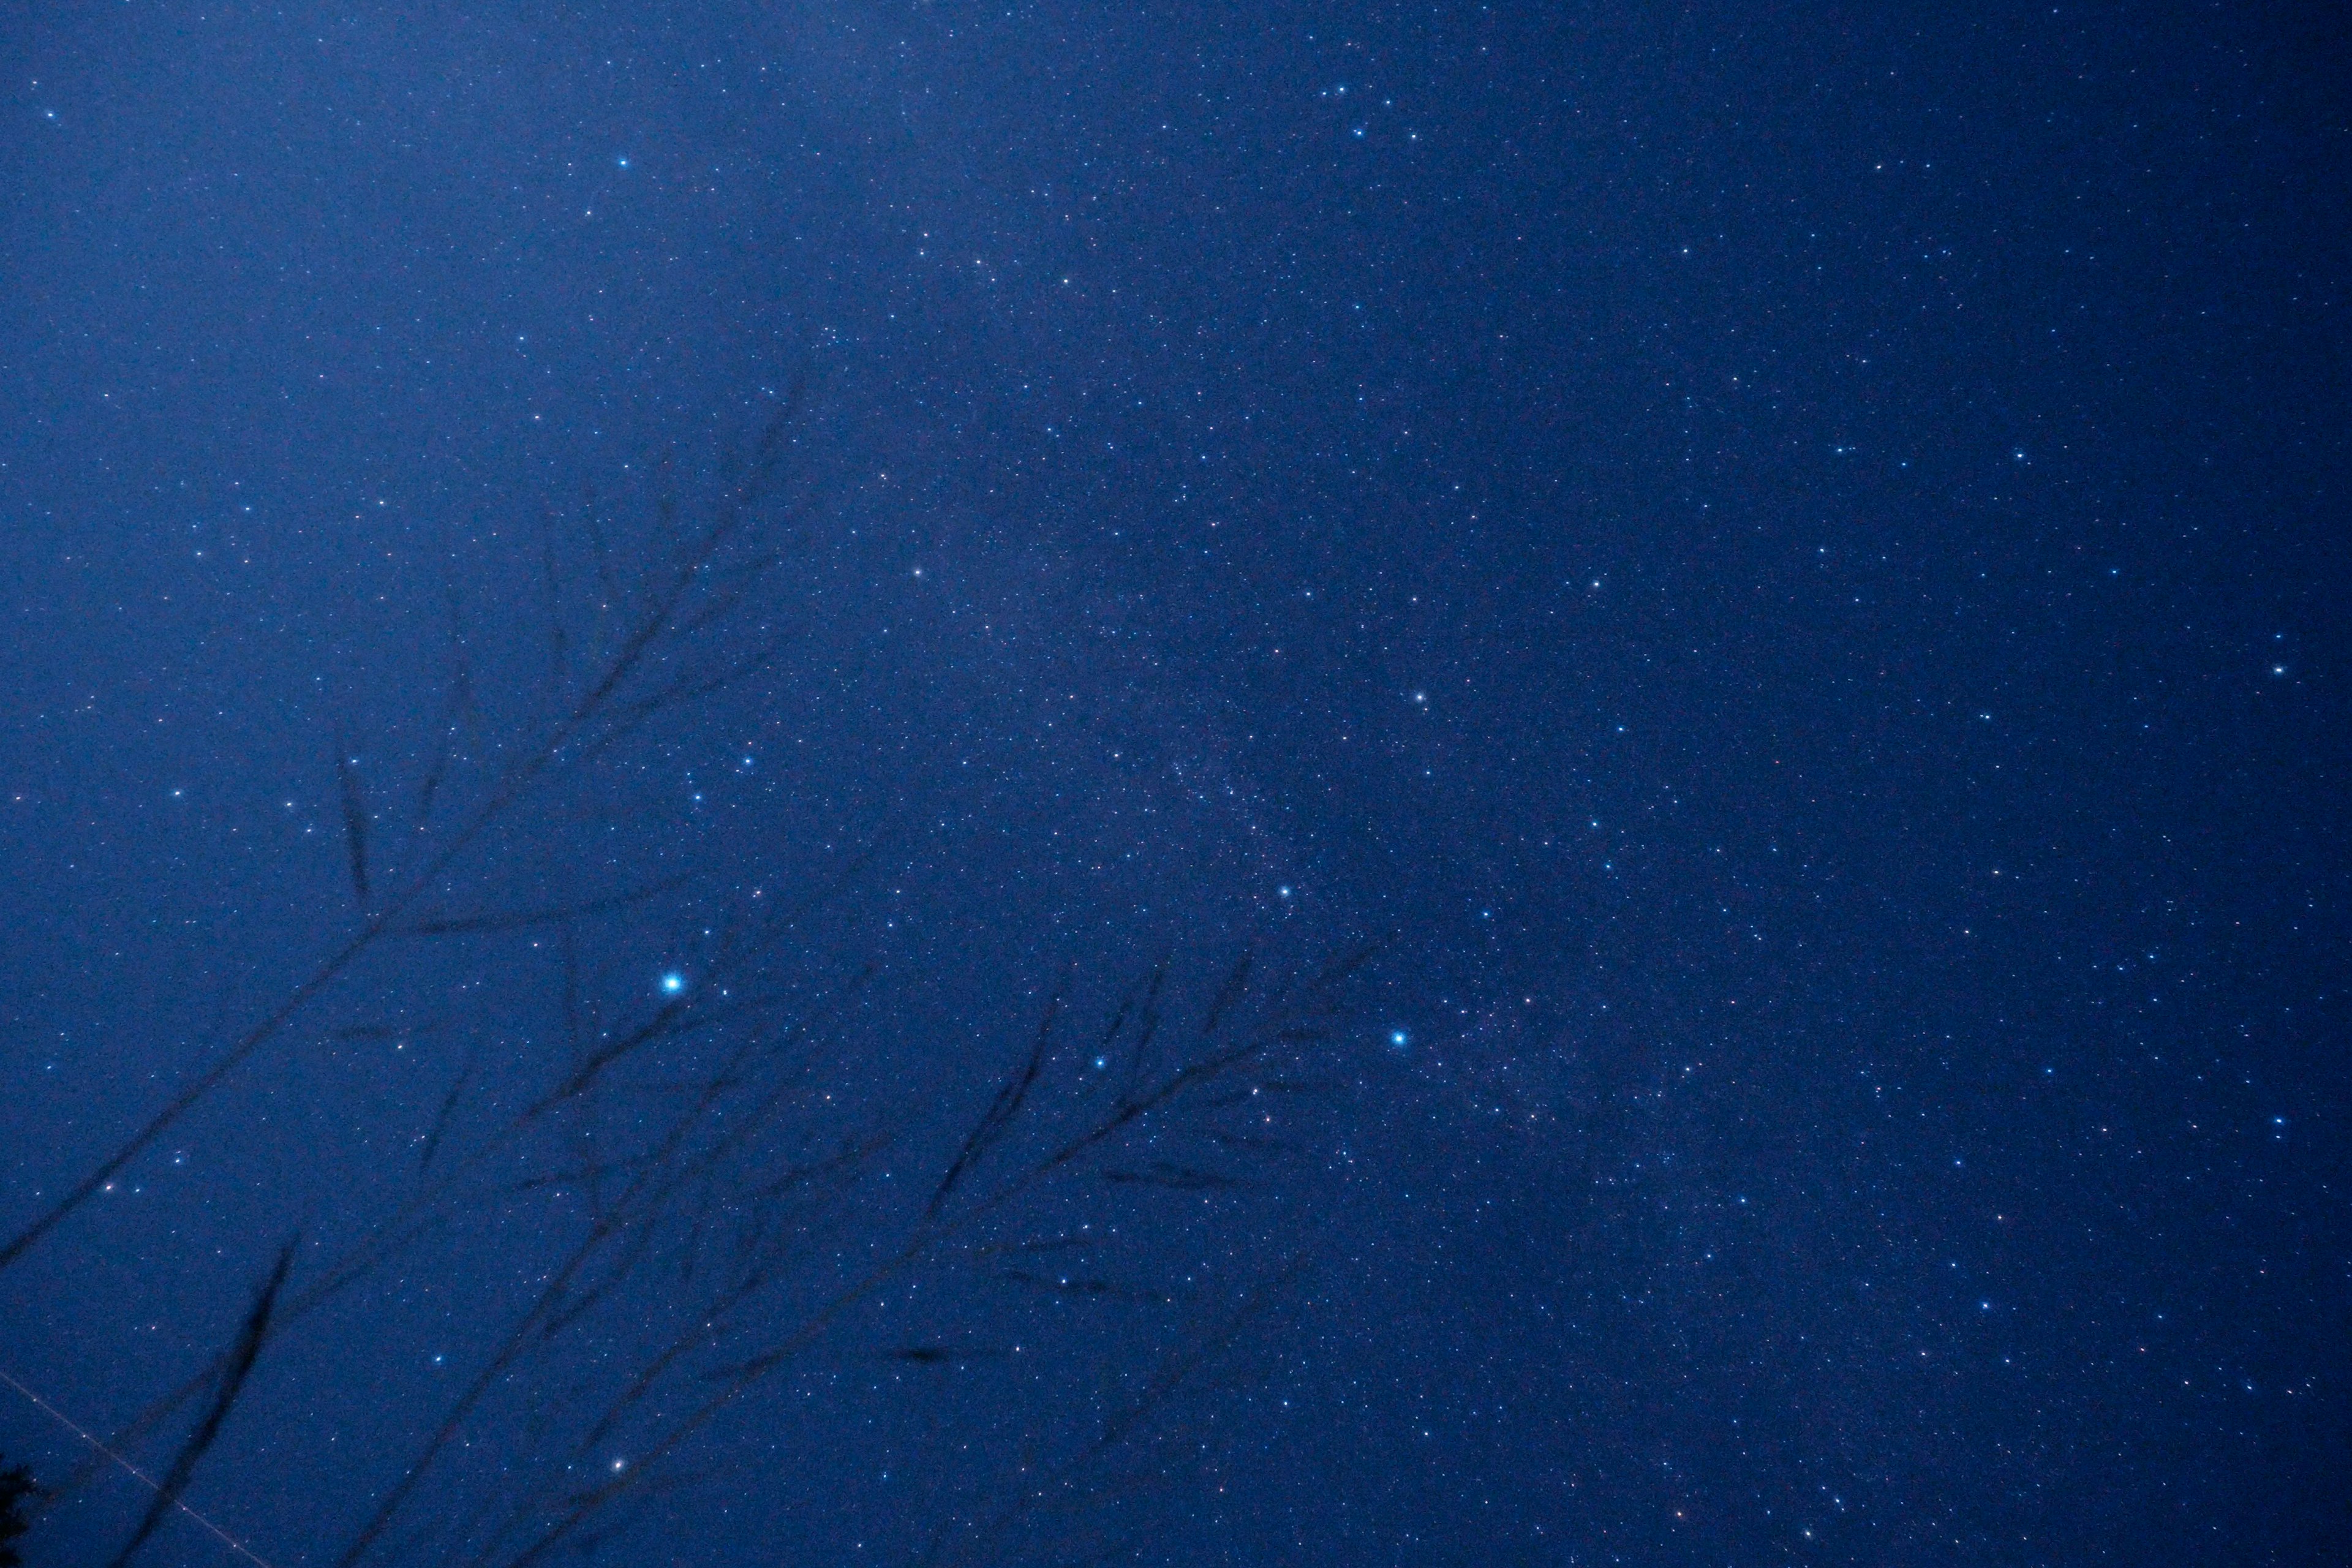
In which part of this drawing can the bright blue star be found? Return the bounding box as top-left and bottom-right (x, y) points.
(1388, 1029), (1410, 1050)
(661, 971), (685, 995)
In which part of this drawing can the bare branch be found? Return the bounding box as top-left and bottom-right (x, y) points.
(103, 1238), (295, 1568)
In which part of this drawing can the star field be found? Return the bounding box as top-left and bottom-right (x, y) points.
(1, 2), (2346, 1564)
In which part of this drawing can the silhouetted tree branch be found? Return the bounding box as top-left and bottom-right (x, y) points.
(11, 389), (1356, 1568)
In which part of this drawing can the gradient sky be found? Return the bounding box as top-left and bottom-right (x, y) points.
(2, 2), (2346, 1564)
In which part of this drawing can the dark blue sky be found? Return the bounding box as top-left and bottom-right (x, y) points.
(2, 2), (2346, 1564)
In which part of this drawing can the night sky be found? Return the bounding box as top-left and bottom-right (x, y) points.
(2, 2), (2348, 1564)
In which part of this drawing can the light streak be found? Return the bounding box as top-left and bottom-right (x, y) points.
(0, 1365), (281, 1568)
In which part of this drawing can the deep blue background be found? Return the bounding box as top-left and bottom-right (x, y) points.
(3, 1), (2347, 1563)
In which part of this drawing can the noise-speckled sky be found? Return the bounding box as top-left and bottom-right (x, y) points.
(2, 3), (2346, 1564)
